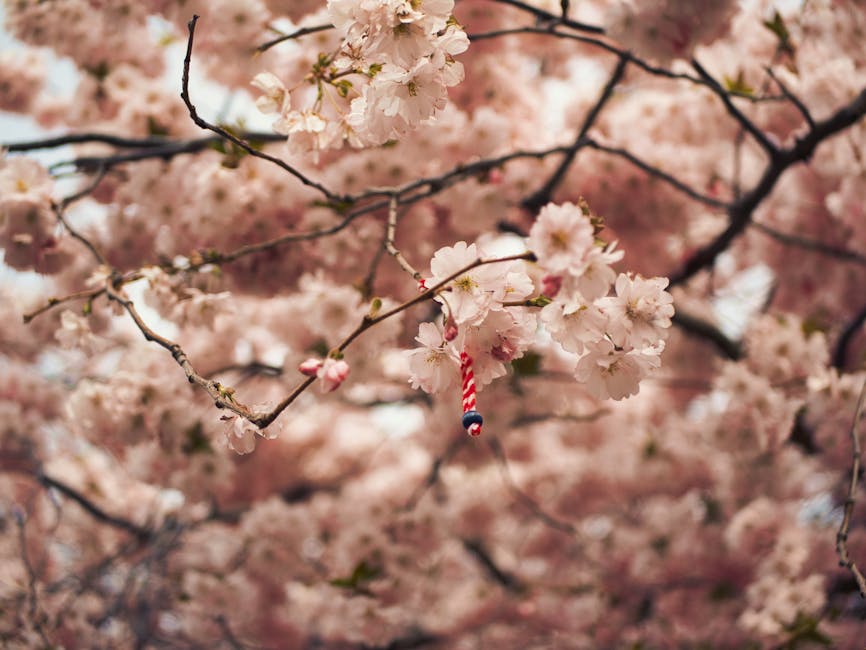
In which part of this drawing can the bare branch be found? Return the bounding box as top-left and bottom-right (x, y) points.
(523, 54), (628, 212)
(490, 0), (605, 34)
(751, 221), (866, 267)
(36, 472), (153, 540)
(692, 59), (780, 156)
(671, 309), (742, 360)
(585, 140), (729, 209)
(181, 15), (343, 204)
(462, 537), (526, 593)
(487, 437), (576, 535)
(833, 301), (866, 371)
(766, 66), (815, 129)
(836, 377), (866, 599)
(256, 22), (333, 53)
(669, 86), (866, 287)
(385, 195), (423, 282)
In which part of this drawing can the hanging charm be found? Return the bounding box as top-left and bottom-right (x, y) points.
(460, 350), (483, 436)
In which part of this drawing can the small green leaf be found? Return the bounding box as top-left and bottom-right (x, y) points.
(763, 11), (795, 54)
(182, 421), (213, 455)
(329, 559), (382, 593)
(512, 351), (542, 377)
(333, 79), (353, 98)
(723, 70), (754, 97)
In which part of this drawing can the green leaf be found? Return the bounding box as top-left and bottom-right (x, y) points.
(333, 79), (353, 98)
(182, 421), (213, 455)
(329, 559), (382, 593)
(723, 70), (754, 97)
(512, 351), (542, 377)
(763, 11), (794, 54)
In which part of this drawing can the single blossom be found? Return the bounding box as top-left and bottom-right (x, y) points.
(406, 321), (457, 393)
(528, 202), (596, 275)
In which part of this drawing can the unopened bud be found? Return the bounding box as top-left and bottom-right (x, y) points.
(318, 358), (350, 393)
(443, 320), (458, 341)
(298, 358), (323, 377)
(541, 274), (563, 298)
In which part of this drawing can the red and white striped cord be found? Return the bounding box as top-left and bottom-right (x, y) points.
(460, 350), (483, 436)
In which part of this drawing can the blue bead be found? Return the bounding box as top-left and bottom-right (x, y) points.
(462, 410), (483, 429)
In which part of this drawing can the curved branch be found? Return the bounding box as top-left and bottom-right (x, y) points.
(669, 86), (866, 287)
(836, 377), (866, 599)
(256, 22), (333, 53)
(181, 15), (344, 204)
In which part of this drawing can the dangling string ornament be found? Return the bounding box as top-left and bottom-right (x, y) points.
(460, 350), (483, 436)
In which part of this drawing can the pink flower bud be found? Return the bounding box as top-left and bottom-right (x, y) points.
(541, 274), (563, 298)
(443, 320), (458, 341)
(298, 358), (323, 377)
(318, 358), (350, 392)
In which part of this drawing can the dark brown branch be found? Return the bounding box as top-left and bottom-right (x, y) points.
(671, 309), (742, 360)
(49, 133), (285, 173)
(766, 67), (815, 129)
(37, 472), (152, 540)
(256, 22), (333, 53)
(22, 287), (106, 324)
(4, 133), (178, 152)
(523, 54), (628, 212)
(669, 86), (866, 287)
(462, 537), (526, 593)
(490, 0), (605, 34)
(833, 301), (866, 370)
(751, 221), (866, 267)
(402, 435), (467, 511)
(487, 437), (576, 535)
(585, 140), (729, 209)
(836, 377), (866, 599)
(52, 167), (109, 266)
(181, 15), (343, 204)
(692, 59), (779, 156)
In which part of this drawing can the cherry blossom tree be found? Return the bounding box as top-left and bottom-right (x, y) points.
(2, 0), (866, 647)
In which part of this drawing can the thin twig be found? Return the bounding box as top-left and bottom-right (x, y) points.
(402, 435), (467, 511)
(487, 437), (576, 535)
(751, 221), (866, 267)
(181, 15), (342, 203)
(836, 377), (866, 599)
(671, 309), (742, 360)
(490, 0), (605, 34)
(670, 86), (866, 286)
(37, 473), (152, 540)
(256, 22), (333, 53)
(692, 59), (779, 157)
(523, 54), (628, 212)
(22, 287), (106, 324)
(52, 167), (109, 266)
(585, 140), (729, 209)
(461, 537), (526, 593)
(385, 195), (422, 281)
(766, 66), (815, 129)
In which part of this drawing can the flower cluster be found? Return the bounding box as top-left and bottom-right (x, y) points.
(0, 156), (71, 273)
(407, 202), (673, 402)
(252, 0), (468, 155)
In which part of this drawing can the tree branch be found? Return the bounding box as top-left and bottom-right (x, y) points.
(181, 15), (343, 204)
(669, 86), (866, 287)
(522, 54), (628, 212)
(256, 22), (333, 53)
(836, 377), (866, 599)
